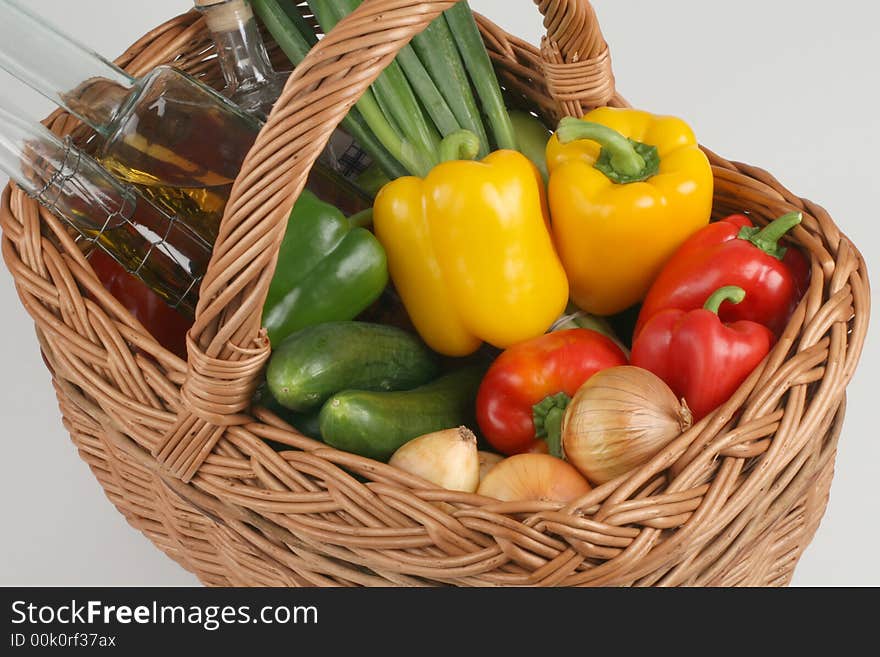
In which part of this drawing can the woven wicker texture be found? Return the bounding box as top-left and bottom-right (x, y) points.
(0, 0), (871, 586)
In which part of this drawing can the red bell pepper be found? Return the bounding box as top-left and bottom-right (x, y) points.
(631, 286), (774, 421)
(88, 249), (193, 360)
(635, 211), (810, 338)
(475, 328), (628, 456)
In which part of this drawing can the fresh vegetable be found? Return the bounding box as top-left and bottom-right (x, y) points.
(251, 0), (408, 180)
(475, 328), (628, 456)
(396, 42), (461, 140)
(255, 0), (523, 178)
(476, 453), (592, 504)
(478, 450), (504, 483)
(305, 161), (374, 216)
(389, 426), (480, 492)
(354, 163), (392, 199)
(313, 0), (441, 176)
(546, 106), (714, 316)
(262, 190), (388, 346)
(410, 12), (491, 156)
(284, 409), (322, 440)
(550, 304), (629, 355)
(355, 286), (418, 334)
(373, 131), (569, 356)
(319, 365), (484, 461)
(635, 212), (810, 338)
(87, 249), (193, 359)
(561, 366), (692, 485)
(442, 1), (517, 151)
(253, 382), (324, 440)
(265, 321), (439, 413)
(508, 109), (551, 182)
(631, 286), (775, 421)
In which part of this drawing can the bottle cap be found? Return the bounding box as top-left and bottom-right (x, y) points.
(195, 0), (253, 33)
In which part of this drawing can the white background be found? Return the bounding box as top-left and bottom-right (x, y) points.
(0, 0), (876, 586)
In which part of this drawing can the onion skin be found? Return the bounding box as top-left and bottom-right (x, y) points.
(389, 426), (480, 492)
(478, 450), (504, 483)
(476, 453), (592, 503)
(561, 366), (692, 485)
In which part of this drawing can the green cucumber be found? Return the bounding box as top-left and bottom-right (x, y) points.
(318, 365), (484, 461)
(284, 409), (323, 440)
(253, 380), (323, 440)
(266, 321), (439, 413)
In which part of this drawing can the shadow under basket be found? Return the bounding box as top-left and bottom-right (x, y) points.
(0, 0), (871, 587)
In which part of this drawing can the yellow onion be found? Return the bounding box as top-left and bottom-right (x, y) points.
(561, 366), (692, 485)
(478, 450), (504, 483)
(389, 426), (479, 492)
(476, 453), (592, 503)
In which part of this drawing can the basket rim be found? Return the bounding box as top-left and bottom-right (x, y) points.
(0, 0), (871, 586)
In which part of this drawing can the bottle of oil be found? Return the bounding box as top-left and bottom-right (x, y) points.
(0, 0), (375, 238)
(0, 104), (211, 316)
(195, 0), (374, 202)
(0, 0), (261, 245)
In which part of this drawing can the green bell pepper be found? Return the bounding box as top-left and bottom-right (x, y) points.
(263, 190), (389, 346)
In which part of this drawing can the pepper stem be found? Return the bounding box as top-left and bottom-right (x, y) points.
(348, 208), (373, 228)
(737, 211), (802, 260)
(532, 392), (571, 459)
(439, 129), (481, 163)
(556, 117), (660, 184)
(704, 286), (746, 315)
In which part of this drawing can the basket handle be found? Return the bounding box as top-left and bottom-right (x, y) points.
(153, 0), (616, 482)
(535, 0), (617, 116)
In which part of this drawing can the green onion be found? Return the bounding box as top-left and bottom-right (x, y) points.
(258, 0), (518, 178)
(251, 0), (407, 179)
(396, 44), (460, 138)
(411, 15), (490, 156)
(335, 0), (441, 173)
(252, 0), (313, 62)
(343, 94), (409, 180)
(309, 0), (438, 176)
(444, 1), (517, 151)
(276, 0), (318, 48)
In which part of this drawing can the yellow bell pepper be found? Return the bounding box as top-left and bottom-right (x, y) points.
(373, 131), (569, 357)
(546, 107), (714, 316)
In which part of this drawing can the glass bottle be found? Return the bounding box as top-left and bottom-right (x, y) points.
(0, 104), (211, 316)
(0, 0), (262, 244)
(195, 0), (374, 194)
(195, 0), (287, 122)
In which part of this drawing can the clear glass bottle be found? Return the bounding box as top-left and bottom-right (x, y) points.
(195, 0), (374, 189)
(195, 0), (287, 122)
(0, 0), (262, 244)
(0, 104), (211, 316)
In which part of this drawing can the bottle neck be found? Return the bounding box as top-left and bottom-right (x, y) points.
(0, 0), (136, 136)
(0, 103), (127, 221)
(199, 0), (276, 91)
(0, 104), (207, 316)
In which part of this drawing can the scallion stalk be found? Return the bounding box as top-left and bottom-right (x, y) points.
(311, 0), (440, 175)
(330, 0), (440, 175)
(276, 0), (318, 48)
(411, 15), (490, 156)
(444, 1), (518, 151)
(251, 0), (407, 179)
(396, 44), (460, 138)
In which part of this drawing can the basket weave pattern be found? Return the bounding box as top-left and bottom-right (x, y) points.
(0, 0), (870, 586)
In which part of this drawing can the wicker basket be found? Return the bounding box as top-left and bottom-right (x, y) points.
(0, 0), (871, 587)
